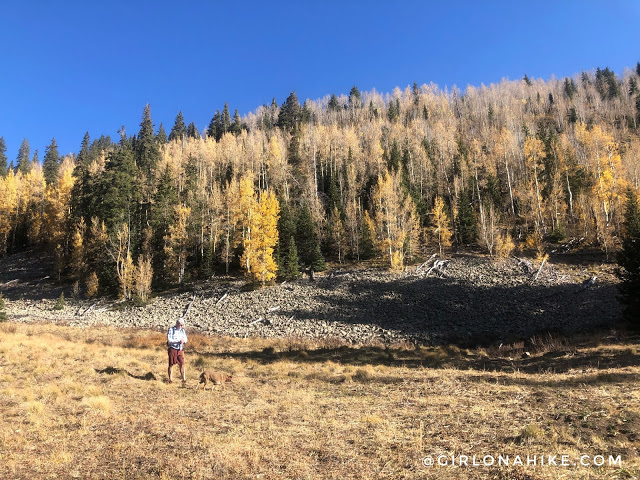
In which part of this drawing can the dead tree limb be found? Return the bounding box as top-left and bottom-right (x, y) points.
(181, 294), (196, 319)
(533, 256), (548, 282)
(215, 292), (229, 305)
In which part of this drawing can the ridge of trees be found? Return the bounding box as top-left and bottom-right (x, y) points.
(1, 64), (640, 300)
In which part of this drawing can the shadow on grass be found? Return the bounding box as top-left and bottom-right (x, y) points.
(195, 334), (640, 376)
(95, 366), (157, 381)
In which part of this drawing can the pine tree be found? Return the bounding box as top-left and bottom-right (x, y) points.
(169, 111), (187, 142)
(16, 138), (31, 174)
(277, 91), (301, 133)
(295, 203), (325, 271)
(135, 104), (160, 179)
(328, 93), (340, 112)
(151, 165), (178, 287)
(156, 123), (168, 144)
(231, 109), (243, 135)
(456, 188), (477, 245)
(222, 102), (232, 136)
(281, 236), (301, 280)
(208, 110), (222, 141)
(616, 188), (640, 327)
(186, 122), (200, 139)
(358, 210), (376, 260)
(349, 85), (362, 109)
(0, 137), (7, 177)
(43, 138), (60, 186)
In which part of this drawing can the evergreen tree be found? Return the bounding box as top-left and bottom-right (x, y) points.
(71, 132), (92, 223)
(616, 188), (640, 327)
(276, 201), (296, 273)
(169, 111), (187, 141)
(222, 102), (232, 135)
(207, 110), (222, 141)
(16, 138), (31, 174)
(98, 144), (139, 234)
(156, 122), (168, 144)
(328, 93), (340, 112)
(231, 109), (243, 135)
(523, 74), (532, 86)
(280, 236), (301, 280)
(277, 91), (301, 133)
(135, 104), (160, 179)
(151, 164), (178, 287)
(636, 62), (640, 77)
(0, 137), (7, 177)
(358, 211), (376, 260)
(43, 138), (60, 186)
(186, 122), (200, 139)
(348, 85), (362, 109)
(456, 188), (477, 245)
(295, 203), (325, 271)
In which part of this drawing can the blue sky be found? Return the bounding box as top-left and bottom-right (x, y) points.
(0, 0), (638, 159)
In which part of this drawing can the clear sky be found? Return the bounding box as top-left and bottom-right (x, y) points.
(0, 0), (638, 160)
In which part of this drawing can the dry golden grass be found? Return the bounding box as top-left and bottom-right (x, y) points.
(1, 322), (639, 479)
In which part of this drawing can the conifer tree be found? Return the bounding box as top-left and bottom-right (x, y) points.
(328, 94), (340, 112)
(151, 165), (178, 287)
(0, 137), (7, 177)
(277, 91), (301, 133)
(349, 86), (362, 109)
(295, 203), (325, 271)
(186, 122), (200, 139)
(456, 188), (477, 245)
(358, 210), (376, 261)
(281, 236), (301, 280)
(222, 102), (232, 136)
(231, 109), (243, 135)
(169, 111), (187, 141)
(156, 123), (168, 144)
(43, 138), (60, 186)
(207, 110), (222, 141)
(135, 104), (160, 179)
(16, 138), (31, 174)
(616, 188), (640, 327)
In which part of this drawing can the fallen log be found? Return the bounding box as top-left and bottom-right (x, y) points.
(533, 256), (548, 282)
(416, 254), (438, 273)
(181, 294), (196, 319)
(215, 291), (229, 305)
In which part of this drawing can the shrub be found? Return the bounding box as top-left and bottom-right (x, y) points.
(54, 292), (65, 311)
(0, 294), (7, 322)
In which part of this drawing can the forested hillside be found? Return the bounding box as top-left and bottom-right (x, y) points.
(1, 65), (639, 299)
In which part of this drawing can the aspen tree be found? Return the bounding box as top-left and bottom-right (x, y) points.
(431, 196), (452, 258)
(523, 136), (546, 232)
(164, 204), (191, 284)
(135, 254), (153, 303)
(242, 190), (279, 284)
(372, 170), (420, 269)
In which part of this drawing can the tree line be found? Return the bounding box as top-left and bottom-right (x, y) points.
(1, 64), (640, 307)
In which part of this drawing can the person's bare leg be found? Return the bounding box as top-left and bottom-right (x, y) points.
(180, 364), (186, 383)
(168, 365), (173, 383)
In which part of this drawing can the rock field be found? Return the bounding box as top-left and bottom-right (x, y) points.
(1, 251), (622, 346)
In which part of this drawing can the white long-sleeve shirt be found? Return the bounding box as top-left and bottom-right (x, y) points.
(167, 326), (187, 350)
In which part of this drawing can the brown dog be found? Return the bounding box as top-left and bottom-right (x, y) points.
(196, 370), (232, 390)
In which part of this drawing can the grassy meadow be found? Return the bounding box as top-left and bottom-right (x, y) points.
(0, 322), (639, 479)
